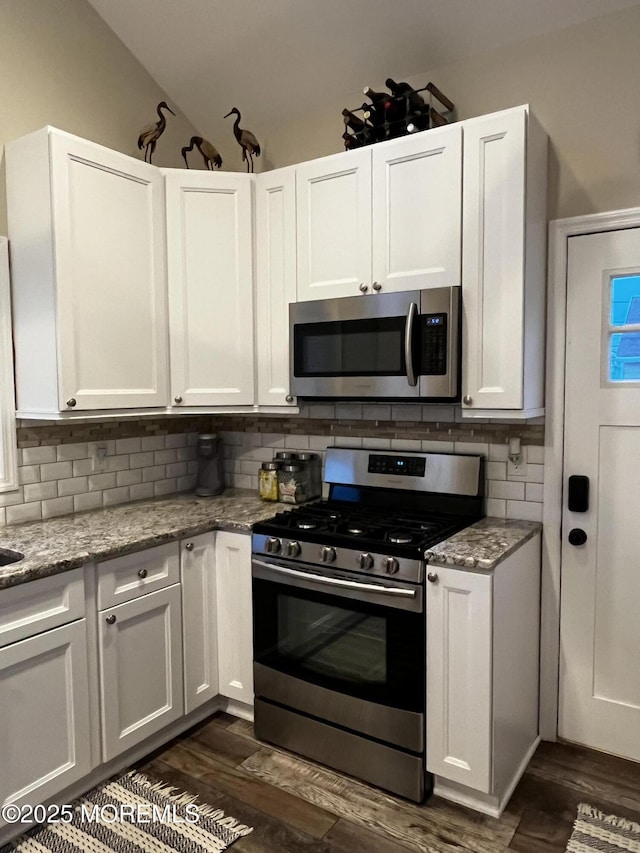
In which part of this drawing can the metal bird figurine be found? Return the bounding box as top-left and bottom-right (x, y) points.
(181, 136), (223, 170)
(224, 107), (260, 172)
(137, 101), (175, 164)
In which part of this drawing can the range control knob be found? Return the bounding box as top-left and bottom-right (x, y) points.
(383, 556), (400, 575)
(266, 537), (282, 554)
(286, 540), (301, 558)
(320, 546), (337, 563)
(357, 553), (374, 570)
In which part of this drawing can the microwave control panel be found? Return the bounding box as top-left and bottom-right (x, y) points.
(420, 314), (447, 375)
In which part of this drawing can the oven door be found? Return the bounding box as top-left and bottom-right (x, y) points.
(290, 290), (422, 398)
(252, 558), (425, 752)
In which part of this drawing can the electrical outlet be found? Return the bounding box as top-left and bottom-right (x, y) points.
(507, 446), (528, 480)
(92, 444), (108, 472)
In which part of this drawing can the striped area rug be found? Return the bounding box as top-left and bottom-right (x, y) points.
(567, 804), (640, 853)
(1, 771), (253, 852)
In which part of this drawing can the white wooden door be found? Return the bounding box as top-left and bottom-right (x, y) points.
(181, 533), (218, 714)
(99, 584), (183, 761)
(426, 565), (493, 792)
(560, 227), (640, 760)
(50, 131), (169, 410)
(372, 125), (462, 293)
(0, 620), (91, 818)
(165, 170), (255, 406)
(216, 531), (253, 705)
(462, 107), (527, 411)
(255, 167), (298, 407)
(296, 149), (372, 301)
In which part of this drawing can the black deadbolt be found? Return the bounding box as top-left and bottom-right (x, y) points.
(568, 528), (588, 546)
(568, 475), (589, 513)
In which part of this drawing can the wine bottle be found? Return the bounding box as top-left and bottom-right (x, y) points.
(341, 108), (372, 144)
(342, 131), (364, 150)
(386, 78), (429, 131)
(363, 86), (404, 139)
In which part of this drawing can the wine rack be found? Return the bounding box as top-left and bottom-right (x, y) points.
(342, 81), (455, 150)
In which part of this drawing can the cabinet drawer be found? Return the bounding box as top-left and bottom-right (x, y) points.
(0, 568), (85, 649)
(97, 542), (180, 609)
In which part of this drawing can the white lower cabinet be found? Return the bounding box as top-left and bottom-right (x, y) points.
(426, 534), (541, 815)
(0, 612), (91, 825)
(181, 532), (218, 714)
(98, 583), (184, 762)
(215, 531), (254, 706)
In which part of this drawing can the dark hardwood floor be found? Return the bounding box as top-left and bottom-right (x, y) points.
(136, 714), (640, 853)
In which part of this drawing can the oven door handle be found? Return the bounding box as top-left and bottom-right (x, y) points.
(405, 302), (418, 387)
(252, 559), (417, 598)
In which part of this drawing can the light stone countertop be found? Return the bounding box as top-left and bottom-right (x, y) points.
(424, 517), (542, 570)
(0, 489), (288, 591)
(0, 492), (541, 591)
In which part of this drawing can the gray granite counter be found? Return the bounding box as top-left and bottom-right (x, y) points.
(424, 517), (541, 570)
(0, 489), (289, 591)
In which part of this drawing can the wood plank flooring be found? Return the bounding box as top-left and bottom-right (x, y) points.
(136, 713), (640, 853)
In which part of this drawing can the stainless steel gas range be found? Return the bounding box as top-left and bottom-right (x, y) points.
(251, 447), (484, 803)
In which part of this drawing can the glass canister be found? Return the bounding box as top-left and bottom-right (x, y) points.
(259, 461), (280, 501)
(274, 451), (299, 463)
(296, 452), (322, 499)
(278, 462), (308, 504)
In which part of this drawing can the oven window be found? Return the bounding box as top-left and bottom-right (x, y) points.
(293, 316), (406, 377)
(253, 577), (424, 712)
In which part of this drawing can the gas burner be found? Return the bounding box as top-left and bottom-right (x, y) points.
(388, 531), (414, 545)
(296, 520), (318, 530)
(347, 525), (368, 535)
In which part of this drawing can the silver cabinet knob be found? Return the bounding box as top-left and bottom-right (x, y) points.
(372, 281), (382, 292)
(66, 398), (77, 408)
(185, 542), (194, 551)
(357, 553), (373, 570)
(462, 395), (472, 405)
(427, 572), (439, 583)
(320, 546), (337, 563)
(359, 282), (368, 293)
(137, 568), (148, 579)
(174, 395), (183, 404)
(383, 556), (399, 575)
(285, 394), (294, 403)
(266, 537), (282, 554)
(106, 614), (116, 624)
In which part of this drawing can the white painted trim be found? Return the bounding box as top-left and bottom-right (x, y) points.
(0, 239), (18, 493)
(461, 408), (545, 420)
(541, 206), (640, 742)
(434, 735), (540, 818)
(222, 697), (255, 722)
(16, 404), (300, 420)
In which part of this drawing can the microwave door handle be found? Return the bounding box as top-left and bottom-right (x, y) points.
(405, 302), (418, 387)
(252, 559), (416, 598)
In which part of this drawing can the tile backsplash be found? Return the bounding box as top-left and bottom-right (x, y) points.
(2, 404), (544, 526)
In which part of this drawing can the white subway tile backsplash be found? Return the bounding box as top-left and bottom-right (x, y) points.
(143, 466), (166, 483)
(0, 488), (25, 507)
(0, 507), (5, 526)
(89, 472), (117, 491)
(6, 502), (42, 524)
(525, 464), (544, 484)
(40, 461), (73, 482)
(165, 434), (188, 449)
(506, 500), (543, 522)
(489, 443), (509, 462)
(486, 461), (507, 480)
(56, 443), (88, 462)
(306, 404), (335, 419)
(24, 482), (57, 502)
(141, 436), (164, 452)
(284, 435), (310, 450)
(18, 465), (40, 485)
(22, 446), (57, 465)
(103, 487), (131, 507)
(309, 435), (333, 451)
(363, 437), (391, 449)
(177, 475), (197, 492)
(488, 480), (526, 501)
(422, 440), (454, 453)
(335, 437), (363, 448)
(72, 458), (94, 477)
(422, 405), (455, 422)
(130, 451), (155, 469)
(260, 433), (286, 448)
(130, 482), (155, 502)
(87, 440), (116, 458)
(58, 476), (89, 497)
(154, 449), (178, 465)
(74, 492), (103, 513)
(42, 496), (74, 519)
(177, 446), (196, 462)
(453, 442), (488, 456)
(391, 405), (420, 422)
(165, 461), (187, 479)
(105, 454), (130, 473)
(527, 445), (545, 465)
(116, 469), (143, 487)
(362, 404), (391, 421)
(115, 437), (142, 454)
(525, 482), (544, 502)
(485, 498), (507, 518)
(335, 404), (363, 420)
(154, 478), (177, 497)
(390, 438), (422, 451)
(234, 474), (252, 489)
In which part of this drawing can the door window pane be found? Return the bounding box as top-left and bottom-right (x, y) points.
(611, 275), (640, 326)
(609, 276), (640, 381)
(610, 333), (640, 381)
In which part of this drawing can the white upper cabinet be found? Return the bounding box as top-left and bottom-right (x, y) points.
(6, 127), (169, 416)
(296, 125), (462, 302)
(371, 125), (462, 292)
(164, 170), (255, 407)
(0, 239), (17, 492)
(296, 148), (372, 301)
(461, 106), (547, 417)
(255, 167), (298, 408)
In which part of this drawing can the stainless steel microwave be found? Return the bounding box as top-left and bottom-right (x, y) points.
(290, 287), (460, 401)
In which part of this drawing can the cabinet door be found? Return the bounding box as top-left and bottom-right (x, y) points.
(216, 531), (253, 705)
(296, 149), (372, 301)
(372, 125), (462, 293)
(99, 584), (183, 761)
(165, 170), (254, 406)
(50, 131), (169, 410)
(0, 620), (91, 820)
(181, 532), (218, 714)
(462, 108), (527, 410)
(426, 566), (493, 793)
(255, 168), (298, 407)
